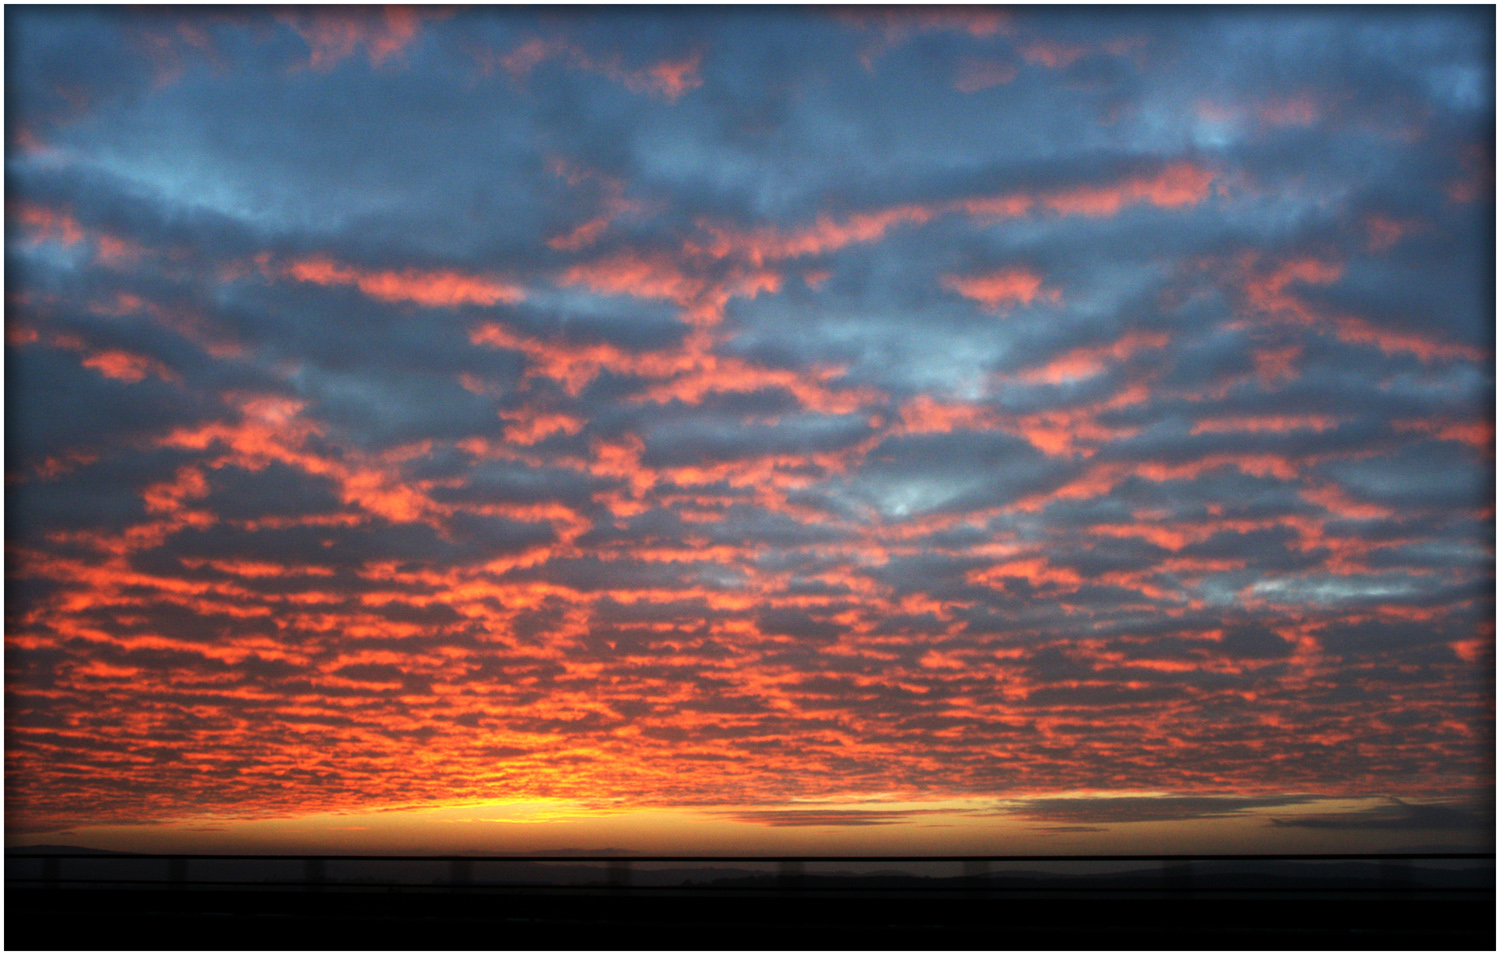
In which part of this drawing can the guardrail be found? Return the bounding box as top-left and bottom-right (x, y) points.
(7, 851), (1493, 895)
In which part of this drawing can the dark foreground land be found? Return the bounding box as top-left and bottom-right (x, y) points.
(6, 853), (1495, 950)
(6, 883), (1497, 950)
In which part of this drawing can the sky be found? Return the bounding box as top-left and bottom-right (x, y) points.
(4, 5), (1495, 855)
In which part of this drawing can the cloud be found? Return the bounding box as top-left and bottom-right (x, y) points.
(942, 267), (1059, 310)
(720, 808), (946, 827)
(486, 34), (703, 102)
(3, 6), (1492, 838)
(278, 7), (452, 72)
(1270, 798), (1493, 832)
(276, 255), (525, 308)
(1007, 794), (1323, 824)
(954, 58), (1018, 93)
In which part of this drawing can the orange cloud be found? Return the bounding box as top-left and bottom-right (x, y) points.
(895, 395), (1000, 435)
(1042, 162), (1216, 217)
(471, 321), (691, 395)
(548, 216), (613, 252)
(500, 410), (587, 445)
(1257, 95), (1320, 127)
(1233, 253), (1485, 362)
(690, 205), (936, 266)
(544, 154), (650, 251)
(1394, 417), (1495, 450)
(81, 349), (179, 384)
(1002, 411), (1141, 458)
(1009, 331), (1169, 385)
(1252, 344), (1303, 388)
(281, 255), (524, 308)
(637, 353), (881, 416)
(691, 163), (1217, 269)
(845, 6), (1011, 41)
(954, 58), (1018, 93)
(11, 204), (157, 274)
(560, 249), (781, 327)
(12, 203), (85, 246)
(627, 50), (703, 101)
(1363, 212), (1413, 253)
(968, 557), (1084, 592)
(279, 6), (448, 72)
(1191, 414), (1340, 435)
(496, 35), (703, 102)
(1446, 144), (1493, 204)
(1194, 99), (1244, 125)
(841, 7), (1012, 68)
(560, 249), (703, 304)
(1330, 315), (1486, 363)
(1020, 40), (1089, 70)
(95, 234), (146, 266)
(942, 267), (1059, 310)
(1299, 482), (1392, 521)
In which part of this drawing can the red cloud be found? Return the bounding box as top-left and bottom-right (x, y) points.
(280, 255), (524, 308)
(279, 6), (449, 72)
(560, 249), (705, 304)
(954, 58), (1018, 93)
(560, 249), (781, 326)
(10, 203), (160, 274)
(1447, 144), (1493, 203)
(12, 203), (85, 246)
(1020, 40), (1089, 70)
(1257, 95), (1320, 127)
(1251, 343), (1304, 388)
(689, 205), (936, 266)
(689, 163), (1217, 271)
(960, 57), (1020, 92)
(499, 409), (587, 445)
(1330, 314), (1486, 363)
(1008, 331), (1169, 385)
(845, 6), (1011, 40)
(1394, 417), (1495, 451)
(1191, 414), (1340, 435)
(942, 267), (1059, 310)
(695, 163), (1218, 268)
(969, 557), (1084, 592)
(896, 395), (1001, 435)
(840, 7), (1012, 68)
(493, 35), (703, 102)
(1042, 162), (1216, 217)
(81, 349), (178, 384)
(471, 321), (690, 395)
(1363, 212), (1412, 253)
(1231, 252), (1486, 362)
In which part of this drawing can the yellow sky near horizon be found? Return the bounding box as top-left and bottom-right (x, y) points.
(8, 792), (1490, 857)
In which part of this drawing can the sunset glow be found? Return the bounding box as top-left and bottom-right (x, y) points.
(5, 6), (1494, 854)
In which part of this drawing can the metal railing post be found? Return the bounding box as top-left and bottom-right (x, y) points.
(169, 857), (187, 886)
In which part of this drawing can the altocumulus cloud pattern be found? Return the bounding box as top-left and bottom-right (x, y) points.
(5, 6), (1494, 834)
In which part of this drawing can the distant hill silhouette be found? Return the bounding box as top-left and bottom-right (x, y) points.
(6, 845), (125, 855)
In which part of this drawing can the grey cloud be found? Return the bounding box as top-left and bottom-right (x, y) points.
(1270, 797), (1493, 832)
(1009, 793), (1322, 824)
